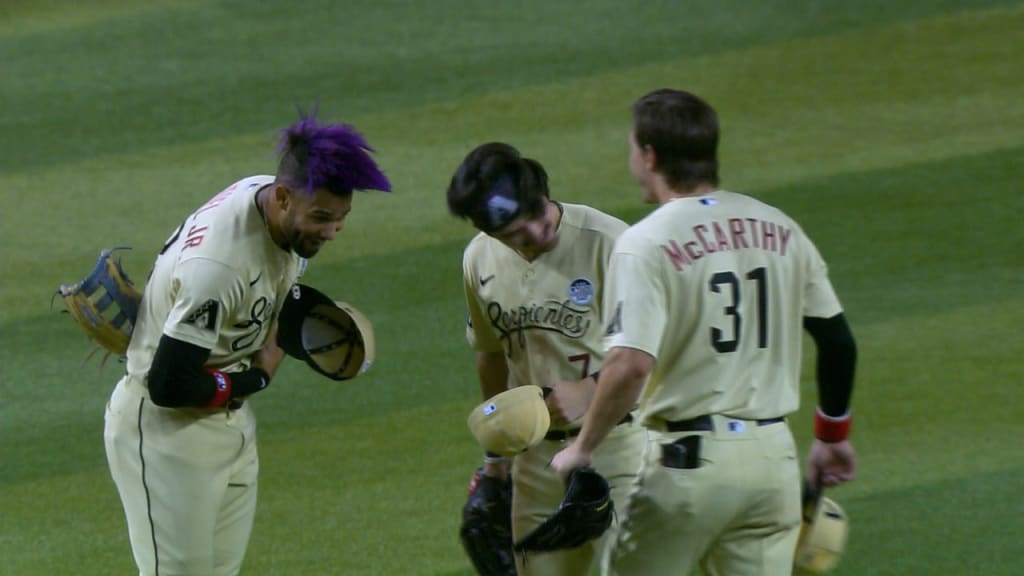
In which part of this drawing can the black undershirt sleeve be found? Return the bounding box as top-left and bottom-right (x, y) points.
(148, 334), (269, 407)
(803, 313), (857, 417)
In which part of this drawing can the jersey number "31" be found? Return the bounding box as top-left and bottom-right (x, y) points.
(709, 266), (768, 353)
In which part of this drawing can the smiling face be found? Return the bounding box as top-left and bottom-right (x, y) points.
(278, 187), (353, 258)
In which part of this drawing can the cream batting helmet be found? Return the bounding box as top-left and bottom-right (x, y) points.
(467, 386), (550, 456)
(277, 284), (375, 381)
(794, 491), (849, 574)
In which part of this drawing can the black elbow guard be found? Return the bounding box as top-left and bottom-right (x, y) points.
(148, 335), (215, 407)
(803, 314), (857, 417)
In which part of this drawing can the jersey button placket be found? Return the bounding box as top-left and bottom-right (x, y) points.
(523, 266), (535, 298)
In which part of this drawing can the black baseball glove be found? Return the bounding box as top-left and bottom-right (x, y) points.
(513, 467), (614, 554)
(460, 468), (516, 576)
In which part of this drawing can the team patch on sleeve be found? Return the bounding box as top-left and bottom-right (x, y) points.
(604, 301), (623, 336)
(183, 299), (220, 331)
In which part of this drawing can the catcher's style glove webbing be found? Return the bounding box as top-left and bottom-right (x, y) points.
(56, 247), (142, 359)
(513, 466), (614, 554)
(459, 468), (516, 576)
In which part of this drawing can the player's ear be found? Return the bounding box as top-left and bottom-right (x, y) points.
(642, 144), (658, 172)
(274, 184), (293, 212)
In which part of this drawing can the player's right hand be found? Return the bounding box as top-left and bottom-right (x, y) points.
(549, 441), (593, 482)
(806, 439), (856, 488)
(253, 324), (286, 379)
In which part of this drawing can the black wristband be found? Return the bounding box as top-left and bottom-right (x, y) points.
(229, 367), (270, 398)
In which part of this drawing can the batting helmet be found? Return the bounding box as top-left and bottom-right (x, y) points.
(794, 495), (849, 573)
(467, 385), (550, 457)
(277, 283), (375, 381)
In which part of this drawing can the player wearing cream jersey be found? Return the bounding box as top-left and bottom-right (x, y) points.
(463, 202), (622, 393)
(552, 89), (858, 576)
(104, 114), (390, 576)
(450, 142), (644, 576)
(615, 191), (839, 423)
(125, 175), (303, 381)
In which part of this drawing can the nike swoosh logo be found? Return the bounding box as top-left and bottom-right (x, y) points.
(480, 274), (495, 286)
(249, 272), (263, 286)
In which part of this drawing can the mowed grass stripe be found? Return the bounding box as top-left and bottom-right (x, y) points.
(0, 400), (480, 575)
(251, 402), (480, 576)
(0, 238), (472, 484)
(2, 4), (1022, 574)
(2, 144), (1020, 480)
(798, 298), (1024, 498)
(3, 4), (1023, 315)
(840, 467), (1022, 576)
(0, 0), (205, 36)
(5, 1), (1016, 172)
(3, 374), (1021, 575)
(0, 467), (130, 574)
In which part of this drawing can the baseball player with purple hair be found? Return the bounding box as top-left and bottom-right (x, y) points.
(103, 111), (390, 575)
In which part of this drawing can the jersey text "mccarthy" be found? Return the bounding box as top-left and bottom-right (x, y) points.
(660, 218), (792, 272)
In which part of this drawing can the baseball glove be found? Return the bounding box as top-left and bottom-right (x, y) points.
(55, 247), (142, 359)
(513, 466), (614, 554)
(459, 468), (516, 576)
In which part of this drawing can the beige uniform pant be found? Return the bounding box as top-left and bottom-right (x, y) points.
(605, 415), (801, 576)
(104, 376), (259, 576)
(513, 419), (647, 576)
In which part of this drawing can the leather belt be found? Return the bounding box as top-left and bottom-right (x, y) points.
(665, 414), (784, 433)
(544, 413), (634, 442)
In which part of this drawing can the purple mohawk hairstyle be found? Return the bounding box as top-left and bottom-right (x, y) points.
(276, 113), (391, 196)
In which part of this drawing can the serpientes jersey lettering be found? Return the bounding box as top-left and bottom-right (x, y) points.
(125, 175), (304, 377)
(604, 191), (842, 424)
(464, 203), (627, 388)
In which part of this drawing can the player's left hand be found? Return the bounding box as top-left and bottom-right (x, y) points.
(545, 377), (597, 428)
(549, 442), (593, 481)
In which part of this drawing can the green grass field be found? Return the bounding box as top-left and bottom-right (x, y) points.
(2, 1), (1023, 574)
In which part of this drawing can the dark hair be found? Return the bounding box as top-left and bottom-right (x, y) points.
(446, 142), (549, 232)
(632, 89), (719, 189)
(276, 110), (391, 196)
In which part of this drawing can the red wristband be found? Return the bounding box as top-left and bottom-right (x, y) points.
(814, 407), (851, 443)
(204, 369), (233, 408)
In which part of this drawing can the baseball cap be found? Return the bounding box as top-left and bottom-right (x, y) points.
(467, 386), (551, 456)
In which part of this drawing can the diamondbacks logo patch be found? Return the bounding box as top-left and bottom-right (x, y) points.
(568, 278), (594, 306)
(604, 301), (623, 336)
(183, 299), (219, 331)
